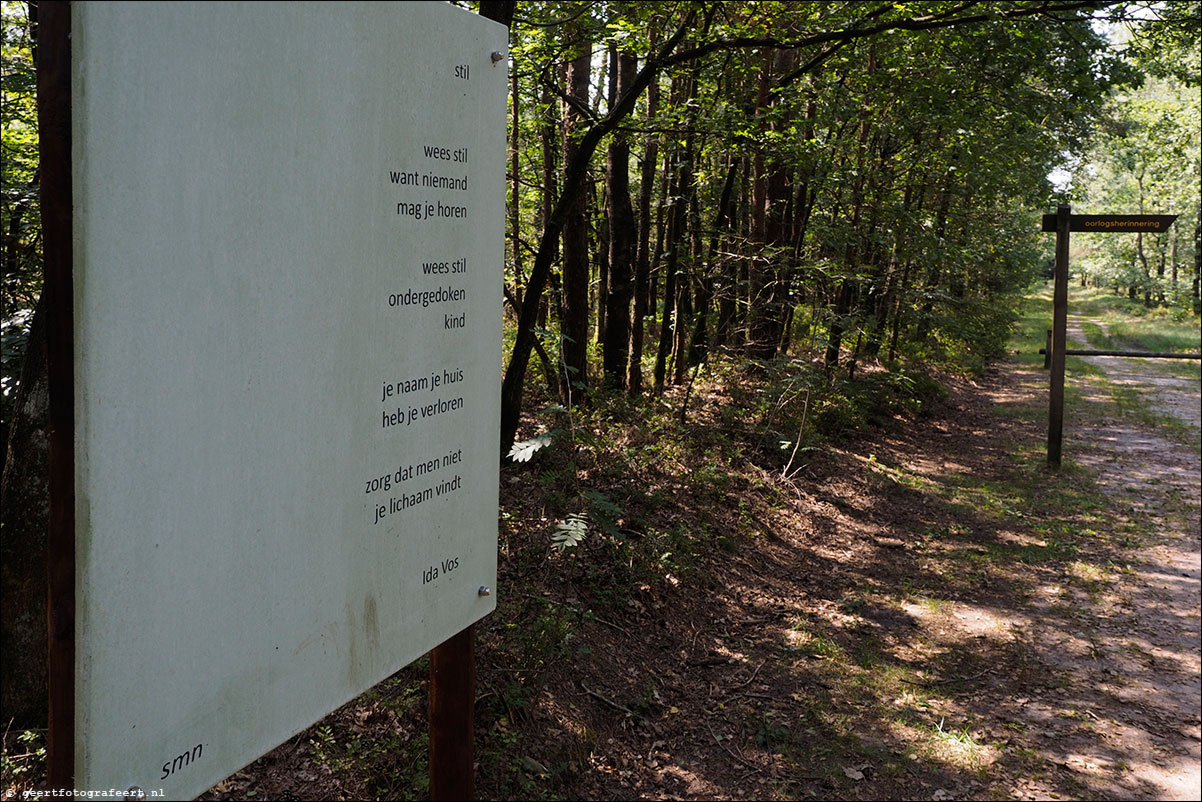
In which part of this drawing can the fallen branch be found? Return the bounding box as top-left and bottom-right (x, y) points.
(687, 655), (732, 667)
(705, 723), (761, 772)
(581, 682), (635, 716)
(899, 666), (996, 687)
(725, 660), (768, 695)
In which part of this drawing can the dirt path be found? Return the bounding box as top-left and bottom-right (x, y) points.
(1057, 315), (1202, 799)
(760, 349), (1202, 802)
(538, 346), (1202, 801)
(1068, 315), (1202, 432)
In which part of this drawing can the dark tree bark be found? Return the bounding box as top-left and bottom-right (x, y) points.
(508, 63), (524, 309)
(653, 154), (681, 392)
(602, 50), (638, 389)
(687, 156), (739, 367)
(653, 71), (694, 393)
(477, 1), (515, 27)
(1, 0), (48, 732)
(560, 33), (593, 400)
(914, 168), (955, 343)
(824, 44), (877, 373)
(499, 12), (698, 451)
(746, 48), (775, 359)
(537, 83), (562, 399)
(670, 69), (700, 385)
(500, 1), (1073, 450)
(627, 34), (660, 396)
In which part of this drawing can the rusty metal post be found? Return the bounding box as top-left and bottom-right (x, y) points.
(38, 1), (75, 791)
(429, 624), (475, 800)
(1047, 204), (1070, 469)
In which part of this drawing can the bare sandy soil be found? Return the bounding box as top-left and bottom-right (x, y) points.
(1058, 316), (1202, 799)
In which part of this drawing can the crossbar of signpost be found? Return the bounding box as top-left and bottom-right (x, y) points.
(1041, 346), (1201, 360)
(1041, 204), (1182, 469)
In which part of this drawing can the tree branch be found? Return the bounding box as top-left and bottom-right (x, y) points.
(661, 1), (1112, 68)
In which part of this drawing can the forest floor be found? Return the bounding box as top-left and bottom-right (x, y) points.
(7, 289), (1196, 801)
(188, 287), (1201, 801)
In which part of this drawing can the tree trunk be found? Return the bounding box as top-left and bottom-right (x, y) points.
(914, 173), (954, 342)
(1170, 224), (1178, 292)
(825, 45), (877, 373)
(688, 156), (739, 367)
(671, 72), (700, 385)
(2, 0), (49, 730)
(539, 83), (561, 399)
(762, 49), (798, 358)
(499, 12), (698, 451)
(654, 68), (697, 391)
(714, 159), (742, 348)
(595, 179), (608, 346)
(1156, 242), (1166, 307)
(628, 47), (660, 395)
(602, 50), (637, 389)
(746, 49), (774, 359)
(1193, 222), (1200, 313)
(887, 260), (913, 363)
(509, 66), (523, 307)
(477, 1), (515, 27)
(560, 34), (592, 400)
(653, 108), (684, 393)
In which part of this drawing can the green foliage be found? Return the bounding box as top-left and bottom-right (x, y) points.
(551, 489), (624, 552)
(1120, 1), (1202, 86)
(1, 728), (46, 789)
(2, 1), (41, 422)
(551, 513), (589, 551)
(755, 714), (791, 752)
(1072, 64), (1201, 314)
(811, 367), (947, 439)
(497, 0), (1165, 454)
(1069, 285), (1201, 383)
(509, 432), (558, 463)
(298, 672), (431, 800)
(581, 488), (623, 536)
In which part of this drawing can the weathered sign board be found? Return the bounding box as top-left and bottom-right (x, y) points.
(60, 3), (506, 798)
(1041, 214), (1178, 233)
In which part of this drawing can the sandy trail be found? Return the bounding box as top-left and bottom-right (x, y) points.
(1058, 315), (1201, 800)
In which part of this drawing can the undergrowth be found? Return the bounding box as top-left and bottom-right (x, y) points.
(505, 347), (952, 598)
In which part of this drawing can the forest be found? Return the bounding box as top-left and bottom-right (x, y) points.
(3, 1), (1201, 800)
(485, 0), (1198, 456)
(3, 2), (1199, 460)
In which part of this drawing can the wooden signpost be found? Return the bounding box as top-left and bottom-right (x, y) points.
(1042, 204), (1179, 469)
(40, 3), (506, 799)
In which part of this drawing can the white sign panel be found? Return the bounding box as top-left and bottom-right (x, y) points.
(71, 3), (506, 798)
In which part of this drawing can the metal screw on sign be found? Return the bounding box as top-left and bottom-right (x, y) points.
(126, 787), (147, 801)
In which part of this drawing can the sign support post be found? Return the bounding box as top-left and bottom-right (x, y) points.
(1047, 204), (1071, 469)
(38, 1), (75, 792)
(1040, 208), (1178, 469)
(429, 624), (476, 800)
